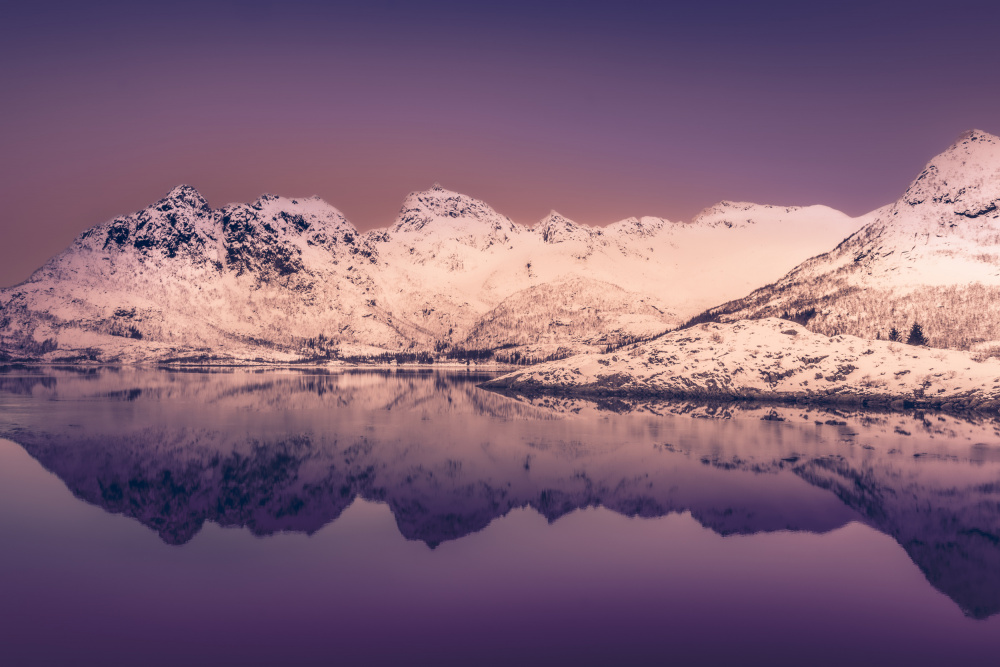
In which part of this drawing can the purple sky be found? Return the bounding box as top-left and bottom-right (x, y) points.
(2, 0), (999, 286)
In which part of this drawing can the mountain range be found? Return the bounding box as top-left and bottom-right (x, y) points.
(1, 130), (998, 364)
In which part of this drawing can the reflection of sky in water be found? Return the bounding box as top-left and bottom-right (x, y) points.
(0, 369), (999, 666)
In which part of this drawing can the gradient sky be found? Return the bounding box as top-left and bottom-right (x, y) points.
(2, 0), (999, 286)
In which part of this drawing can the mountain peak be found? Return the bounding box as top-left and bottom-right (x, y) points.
(902, 129), (1000, 212)
(391, 187), (517, 244)
(536, 211), (591, 244)
(538, 210), (570, 225)
(161, 184), (209, 212)
(938, 129), (1000, 164)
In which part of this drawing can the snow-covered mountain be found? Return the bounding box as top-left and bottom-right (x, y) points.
(0, 181), (860, 363)
(0, 186), (419, 362)
(697, 130), (1000, 353)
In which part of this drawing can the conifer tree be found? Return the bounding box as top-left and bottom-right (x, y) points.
(906, 322), (928, 346)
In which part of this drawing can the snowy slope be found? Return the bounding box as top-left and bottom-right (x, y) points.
(365, 184), (862, 351)
(484, 318), (1000, 411)
(699, 130), (1000, 351)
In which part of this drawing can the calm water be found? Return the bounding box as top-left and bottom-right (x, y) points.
(0, 368), (998, 666)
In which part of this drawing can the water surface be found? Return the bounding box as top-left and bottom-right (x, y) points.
(0, 368), (998, 666)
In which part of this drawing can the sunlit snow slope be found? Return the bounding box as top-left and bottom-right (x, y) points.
(699, 130), (1000, 353)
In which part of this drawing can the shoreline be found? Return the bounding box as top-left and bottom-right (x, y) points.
(479, 380), (1000, 416)
(0, 360), (516, 372)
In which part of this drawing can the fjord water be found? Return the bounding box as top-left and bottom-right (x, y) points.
(0, 369), (998, 666)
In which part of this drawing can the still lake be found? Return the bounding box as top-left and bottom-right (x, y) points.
(0, 367), (998, 666)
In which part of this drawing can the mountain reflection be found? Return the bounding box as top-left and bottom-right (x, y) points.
(1, 367), (999, 619)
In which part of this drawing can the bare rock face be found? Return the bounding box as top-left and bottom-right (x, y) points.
(536, 211), (596, 244)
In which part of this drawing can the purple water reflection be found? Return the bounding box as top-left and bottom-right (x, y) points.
(0, 368), (998, 666)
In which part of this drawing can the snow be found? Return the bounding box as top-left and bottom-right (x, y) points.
(485, 318), (1000, 411)
(366, 185), (862, 353)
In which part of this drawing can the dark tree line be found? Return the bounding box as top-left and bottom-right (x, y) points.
(877, 323), (927, 346)
(603, 329), (671, 353)
(338, 351), (435, 365)
(109, 323), (144, 340)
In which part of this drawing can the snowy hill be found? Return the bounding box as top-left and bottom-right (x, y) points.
(483, 318), (1000, 411)
(696, 130), (1000, 353)
(1, 180), (862, 363)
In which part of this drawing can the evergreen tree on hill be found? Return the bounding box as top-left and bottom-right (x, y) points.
(907, 322), (928, 346)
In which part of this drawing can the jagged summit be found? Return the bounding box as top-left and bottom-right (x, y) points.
(390, 185), (518, 245)
(241, 192), (354, 228)
(535, 210), (594, 244)
(80, 184), (218, 260)
(160, 184), (210, 212)
(951, 128), (998, 149)
(252, 192), (282, 207)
